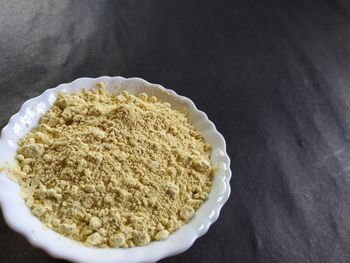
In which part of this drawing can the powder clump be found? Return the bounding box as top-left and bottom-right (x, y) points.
(13, 86), (213, 247)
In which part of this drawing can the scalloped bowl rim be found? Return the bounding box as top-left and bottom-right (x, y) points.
(0, 76), (231, 263)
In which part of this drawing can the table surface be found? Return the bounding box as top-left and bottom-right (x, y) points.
(1, 0), (350, 262)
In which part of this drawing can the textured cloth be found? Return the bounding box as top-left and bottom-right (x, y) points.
(2, 0), (350, 262)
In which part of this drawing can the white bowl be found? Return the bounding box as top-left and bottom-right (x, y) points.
(0, 76), (231, 263)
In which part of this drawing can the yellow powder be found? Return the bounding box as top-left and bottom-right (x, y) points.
(13, 86), (213, 248)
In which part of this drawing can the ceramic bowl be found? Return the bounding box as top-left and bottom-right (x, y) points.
(0, 76), (231, 263)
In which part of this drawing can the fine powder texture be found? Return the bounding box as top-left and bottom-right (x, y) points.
(13, 86), (213, 248)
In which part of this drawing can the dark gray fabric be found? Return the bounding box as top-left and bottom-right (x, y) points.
(1, 0), (350, 262)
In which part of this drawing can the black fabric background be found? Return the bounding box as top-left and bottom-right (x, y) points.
(1, 0), (350, 262)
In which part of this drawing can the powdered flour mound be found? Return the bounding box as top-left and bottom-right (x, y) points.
(13, 85), (213, 248)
